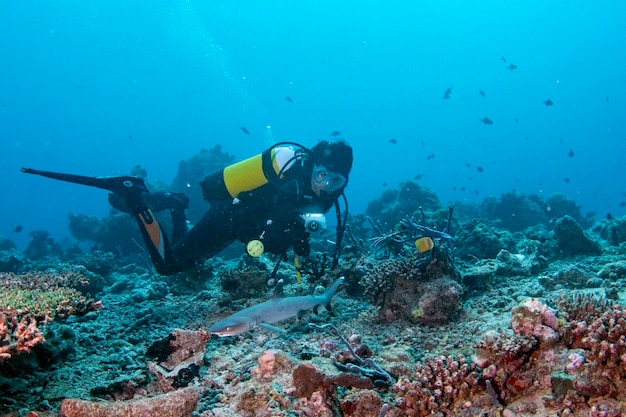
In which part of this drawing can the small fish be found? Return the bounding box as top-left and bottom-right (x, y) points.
(479, 90), (486, 97)
(500, 56), (507, 63)
(285, 96), (293, 102)
(415, 237), (434, 253)
(421, 140), (426, 146)
(507, 63), (517, 71)
(476, 166), (484, 173)
(606, 95), (610, 103)
(128, 134), (133, 141)
(330, 131), (342, 137)
(413, 173), (424, 180)
(426, 153), (435, 160)
(389, 138), (397, 144)
(564, 178), (570, 183)
(13, 225), (23, 233)
(568, 149), (574, 157)
(544, 99), (553, 106)
(480, 117), (494, 125)
(460, 187), (466, 191)
(382, 182), (387, 187)
(619, 202), (626, 208)
(240, 126), (250, 135)
(443, 87), (452, 99)
(621, 192), (626, 197)
(515, 118), (519, 123)
(465, 162), (471, 167)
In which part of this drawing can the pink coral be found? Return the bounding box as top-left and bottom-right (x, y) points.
(394, 355), (481, 416)
(511, 298), (559, 344)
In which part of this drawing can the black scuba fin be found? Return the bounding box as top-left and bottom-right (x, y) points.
(21, 167), (148, 196)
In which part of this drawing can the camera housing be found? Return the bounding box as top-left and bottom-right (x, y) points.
(302, 213), (326, 233)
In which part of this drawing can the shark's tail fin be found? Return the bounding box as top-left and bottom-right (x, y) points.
(320, 277), (345, 312)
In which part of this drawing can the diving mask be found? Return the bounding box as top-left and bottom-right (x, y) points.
(312, 165), (346, 194)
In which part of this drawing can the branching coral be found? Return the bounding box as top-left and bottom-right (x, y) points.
(360, 252), (461, 325)
(394, 355), (481, 416)
(0, 270), (100, 361)
(566, 305), (626, 394)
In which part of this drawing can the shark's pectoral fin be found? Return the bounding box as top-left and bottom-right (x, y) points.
(259, 322), (287, 333)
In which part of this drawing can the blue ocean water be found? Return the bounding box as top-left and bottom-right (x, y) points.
(1, 0), (625, 250)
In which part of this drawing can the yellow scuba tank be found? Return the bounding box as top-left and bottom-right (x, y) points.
(200, 147), (296, 203)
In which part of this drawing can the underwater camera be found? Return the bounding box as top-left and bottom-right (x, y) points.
(302, 213), (326, 233)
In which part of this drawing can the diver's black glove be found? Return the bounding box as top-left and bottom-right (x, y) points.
(261, 218), (310, 256)
(293, 233), (311, 257)
(259, 220), (293, 254)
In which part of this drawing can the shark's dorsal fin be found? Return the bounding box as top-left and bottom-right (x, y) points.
(272, 279), (285, 299)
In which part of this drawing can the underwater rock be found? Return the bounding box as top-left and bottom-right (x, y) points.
(553, 215), (601, 256)
(74, 250), (116, 276)
(594, 215), (626, 246)
(292, 361), (373, 398)
(455, 219), (516, 260)
(0, 235), (16, 251)
(59, 386), (199, 417)
(412, 276), (463, 326)
(538, 265), (597, 290)
(460, 261), (497, 292)
(68, 212), (147, 264)
(23, 230), (63, 260)
(597, 260), (626, 281)
(545, 192), (593, 229)
(489, 191), (544, 232)
(146, 329), (209, 392)
(365, 180), (441, 229)
(0, 247), (24, 272)
(511, 299), (559, 344)
(495, 249), (535, 277)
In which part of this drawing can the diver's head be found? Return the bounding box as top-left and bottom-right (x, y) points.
(309, 140), (353, 196)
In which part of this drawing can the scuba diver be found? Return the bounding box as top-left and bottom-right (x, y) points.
(21, 140), (353, 276)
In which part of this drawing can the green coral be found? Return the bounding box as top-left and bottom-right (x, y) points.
(1, 287), (91, 320)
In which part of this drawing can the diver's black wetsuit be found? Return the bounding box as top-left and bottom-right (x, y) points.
(22, 140), (352, 276)
(163, 166), (334, 274)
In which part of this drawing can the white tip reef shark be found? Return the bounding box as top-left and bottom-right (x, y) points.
(209, 277), (345, 337)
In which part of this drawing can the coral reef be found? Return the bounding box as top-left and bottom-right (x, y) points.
(394, 355), (483, 416)
(594, 214), (626, 246)
(455, 219), (516, 260)
(23, 230), (63, 260)
(545, 192), (593, 229)
(553, 215), (602, 256)
(3, 184), (626, 417)
(365, 180), (441, 229)
(0, 270), (101, 361)
(360, 249), (461, 325)
(489, 191), (545, 232)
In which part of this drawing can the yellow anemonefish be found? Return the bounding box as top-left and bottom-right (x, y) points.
(415, 236), (434, 253)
